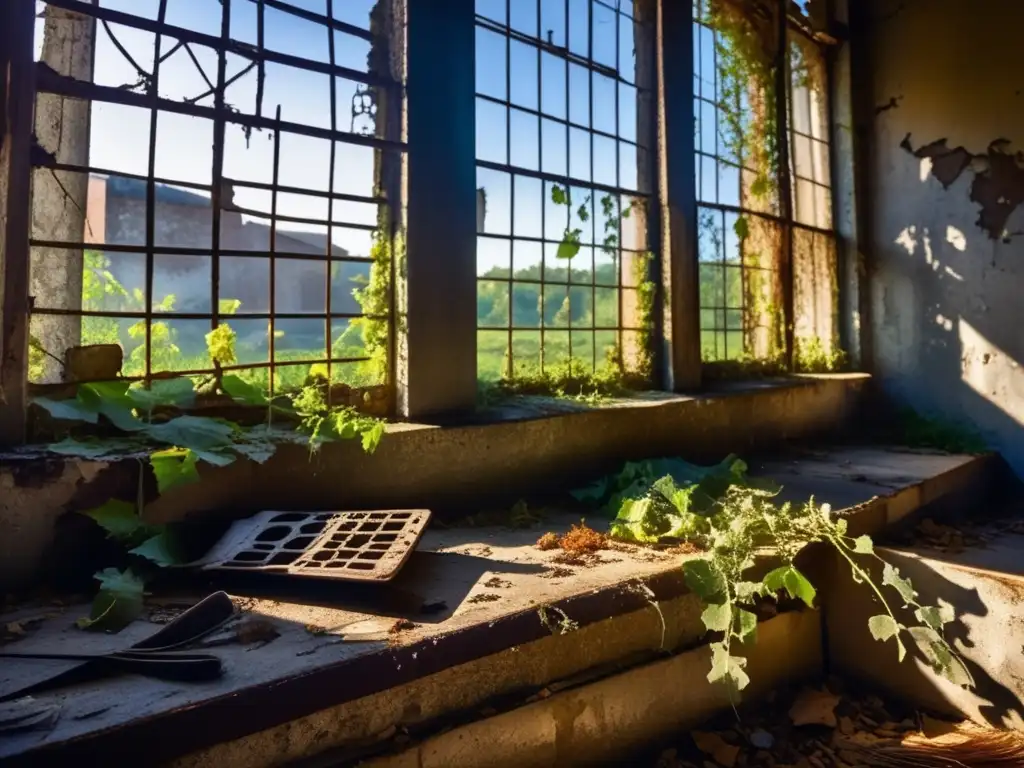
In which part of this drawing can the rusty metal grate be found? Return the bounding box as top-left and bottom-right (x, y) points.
(187, 509), (431, 582)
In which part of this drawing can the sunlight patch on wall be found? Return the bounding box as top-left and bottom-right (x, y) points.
(959, 319), (1024, 428)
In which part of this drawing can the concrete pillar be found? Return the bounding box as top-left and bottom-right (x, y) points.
(655, 0), (702, 390)
(398, 0), (477, 417)
(30, 5), (96, 383)
(0, 0), (36, 445)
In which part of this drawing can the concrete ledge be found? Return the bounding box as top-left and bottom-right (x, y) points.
(0, 444), (999, 767)
(355, 611), (822, 768)
(145, 374), (870, 524)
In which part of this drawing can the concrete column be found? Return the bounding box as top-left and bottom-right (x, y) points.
(397, 0), (477, 417)
(0, 0), (36, 445)
(656, 0), (702, 390)
(31, 5), (96, 382)
(830, 0), (866, 369)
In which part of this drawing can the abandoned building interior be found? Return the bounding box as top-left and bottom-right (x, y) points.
(1, 0), (1023, 765)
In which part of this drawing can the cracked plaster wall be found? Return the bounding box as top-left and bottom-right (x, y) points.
(861, 0), (1024, 474)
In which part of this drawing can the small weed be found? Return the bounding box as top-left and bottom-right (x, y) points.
(895, 408), (988, 454)
(536, 532), (560, 551)
(558, 522), (607, 556)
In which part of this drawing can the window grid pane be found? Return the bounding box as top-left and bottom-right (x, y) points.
(475, 0), (656, 383)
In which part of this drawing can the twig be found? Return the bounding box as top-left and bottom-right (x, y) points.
(102, 19), (152, 92)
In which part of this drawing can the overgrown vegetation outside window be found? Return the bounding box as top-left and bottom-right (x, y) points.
(473, 0), (657, 401)
(694, 0), (843, 375)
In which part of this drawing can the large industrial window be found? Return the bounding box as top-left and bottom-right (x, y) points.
(473, 0), (656, 386)
(693, 0), (838, 371)
(26, 0), (400, 400)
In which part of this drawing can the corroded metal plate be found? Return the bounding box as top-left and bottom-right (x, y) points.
(188, 509), (431, 582)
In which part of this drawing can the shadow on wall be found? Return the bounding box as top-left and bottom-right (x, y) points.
(869, 141), (1024, 475)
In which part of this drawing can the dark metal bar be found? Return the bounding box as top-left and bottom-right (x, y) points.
(475, 159), (644, 206)
(774, 0), (795, 370)
(247, 0), (375, 43)
(32, 308), (384, 320)
(210, 0), (229, 340)
(475, 16), (620, 81)
(402, 0), (478, 416)
(268, 107), (282, 394)
(36, 64), (405, 152)
(256, 0), (265, 119)
(144, 0), (169, 378)
(325, 0), (337, 391)
(0, 0), (36, 445)
(656, 0), (701, 389)
(536, 0), (545, 372)
(28, 240), (378, 264)
(42, 0), (395, 89)
(504, 0), (513, 377)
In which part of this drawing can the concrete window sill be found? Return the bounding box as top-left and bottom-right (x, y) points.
(0, 444), (999, 767)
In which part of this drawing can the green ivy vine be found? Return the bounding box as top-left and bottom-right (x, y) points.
(575, 456), (973, 698)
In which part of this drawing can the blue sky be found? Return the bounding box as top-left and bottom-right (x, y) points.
(34, 0), (736, 270)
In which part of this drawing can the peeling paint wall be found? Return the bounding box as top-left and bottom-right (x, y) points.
(860, 0), (1024, 474)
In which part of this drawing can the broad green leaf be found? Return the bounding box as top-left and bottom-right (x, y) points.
(556, 229), (583, 260)
(128, 378), (196, 411)
(682, 559), (728, 603)
(733, 581), (765, 603)
(129, 532), (180, 567)
(360, 421), (385, 453)
(32, 396), (100, 424)
(79, 381), (145, 432)
(750, 175), (769, 198)
(732, 608), (758, 644)
(47, 436), (141, 459)
(83, 500), (148, 543)
(146, 415), (236, 451)
(852, 535), (874, 554)
(763, 565), (817, 608)
(701, 602), (732, 633)
(733, 216), (749, 239)
(882, 562), (917, 604)
(915, 604), (955, 630)
(206, 323), (237, 365)
(77, 568), (145, 633)
(551, 185), (568, 206)
(189, 447), (237, 467)
(708, 642), (750, 691)
(233, 440), (276, 464)
(868, 614), (900, 642)
(150, 448), (201, 494)
(222, 374), (268, 405)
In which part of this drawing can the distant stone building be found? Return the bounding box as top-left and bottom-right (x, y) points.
(84, 174), (370, 351)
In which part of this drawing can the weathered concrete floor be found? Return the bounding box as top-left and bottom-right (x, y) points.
(0, 446), (989, 760)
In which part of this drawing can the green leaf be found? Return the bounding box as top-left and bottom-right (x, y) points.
(206, 323), (237, 365)
(556, 229), (583, 260)
(128, 532), (180, 567)
(146, 415), (236, 451)
(33, 396), (102, 423)
(868, 614), (906, 661)
(882, 562), (917, 605)
(128, 378), (196, 411)
(708, 642), (750, 691)
(79, 381), (145, 432)
(551, 185), (568, 206)
(701, 602), (732, 633)
(360, 421), (385, 453)
(732, 608), (758, 644)
(733, 581), (765, 603)
(868, 614), (900, 642)
(763, 565), (817, 608)
(221, 374), (268, 405)
(233, 438), (276, 464)
(577, 203), (590, 222)
(150, 448), (201, 495)
(47, 436), (141, 459)
(750, 175), (769, 198)
(915, 604), (955, 630)
(852, 535), (874, 554)
(77, 568), (145, 633)
(682, 559), (728, 603)
(83, 500), (148, 543)
(733, 215), (749, 239)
